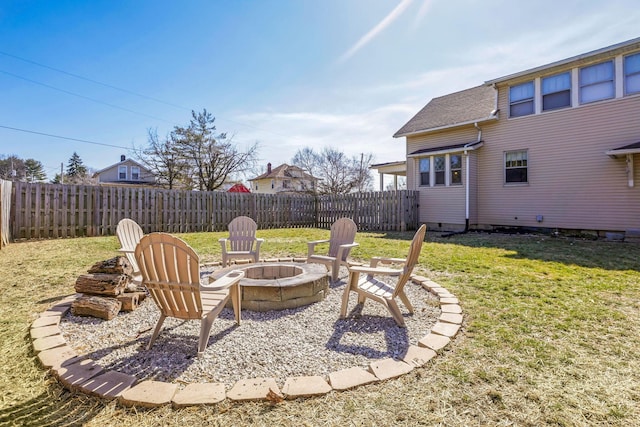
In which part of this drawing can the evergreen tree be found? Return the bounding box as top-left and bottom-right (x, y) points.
(24, 159), (47, 182)
(66, 152), (87, 178)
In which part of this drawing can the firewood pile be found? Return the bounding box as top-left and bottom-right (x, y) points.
(71, 256), (147, 320)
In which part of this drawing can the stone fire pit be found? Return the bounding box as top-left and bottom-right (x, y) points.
(210, 262), (329, 311)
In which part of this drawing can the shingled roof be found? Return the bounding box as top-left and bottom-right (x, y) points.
(249, 163), (317, 182)
(393, 85), (497, 138)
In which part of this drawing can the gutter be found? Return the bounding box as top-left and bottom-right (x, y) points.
(442, 124), (484, 238)
(394, 115), (498, 139)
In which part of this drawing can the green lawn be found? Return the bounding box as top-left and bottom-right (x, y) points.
(1, 229), (639, 426)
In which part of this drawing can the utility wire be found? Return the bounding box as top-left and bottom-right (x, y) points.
(0, 50), (296, 141)
(0, 69), (172, 123)
(0, 49), (190, 111)
(0, 125), (130, 149)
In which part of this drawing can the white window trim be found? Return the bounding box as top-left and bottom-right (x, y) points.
(418, 157), (431, 187)
(541, 71), (572, 111)
(624, 52), (640, 96)
(509, 80), (535, 118)
(118, 165), (127, 180)
(615, 55), (624, 97)
(509, 51), (640, 120)
(418, 153), (464, 188)
(504, 149), (529, 186)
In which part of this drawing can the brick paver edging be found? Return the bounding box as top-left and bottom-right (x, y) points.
(31, 271), (463, 408)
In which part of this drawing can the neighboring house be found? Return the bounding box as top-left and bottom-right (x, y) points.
(249, 163), (318, 194)
(93, 155), (156, 186)
(226, 182), (251, 193)
(394, 37), (640, 234)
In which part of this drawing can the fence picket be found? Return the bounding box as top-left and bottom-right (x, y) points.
(6, 181), (418, 240)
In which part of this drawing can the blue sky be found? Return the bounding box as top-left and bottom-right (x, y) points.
(1, 0), (639, 185)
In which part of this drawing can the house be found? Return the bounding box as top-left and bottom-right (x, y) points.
(394, 37), (640, 235)
(249, 163), (318, 194)
(93, 155), (156, 186)
(227, 182), (251, 193)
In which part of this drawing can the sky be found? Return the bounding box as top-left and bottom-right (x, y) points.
(1, 0), (639, 187)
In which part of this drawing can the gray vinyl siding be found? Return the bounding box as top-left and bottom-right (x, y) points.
(96, 160), (154, 184)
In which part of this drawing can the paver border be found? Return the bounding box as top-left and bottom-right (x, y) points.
(31, 260), (463, 408)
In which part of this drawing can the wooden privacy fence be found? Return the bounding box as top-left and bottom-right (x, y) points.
(9, 181), (419, 240)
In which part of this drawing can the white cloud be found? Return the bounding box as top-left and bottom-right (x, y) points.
(337, 0), (415, 64)
(411, 0), (434, 31)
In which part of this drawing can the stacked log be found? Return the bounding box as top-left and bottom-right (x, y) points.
(71, 256), (146, 320)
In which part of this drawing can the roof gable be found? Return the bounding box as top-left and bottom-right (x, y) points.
(393, 85), (497, 137)
(250, 163), (318, 181)
(93, 158), (151, 176)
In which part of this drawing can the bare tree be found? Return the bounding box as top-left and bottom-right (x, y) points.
(292, 147), (374, 195)
(0, 155), (25, 180)
(173, 109), (259, 191)
(135, 128), (188, 189)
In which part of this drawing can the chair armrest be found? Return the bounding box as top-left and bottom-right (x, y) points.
(255, 238), (264, 250)
(307, 239), (330, 256)
(308, 239), (330, 246)
(335, 242), (359, 262)
(218, 238), (228, 252)
(201, 270), (245, 291)
(340, 242), (359, 249)
(117, 248), (134, 254)
(347, 265), (403, 276)
(370, 257), (407, 267)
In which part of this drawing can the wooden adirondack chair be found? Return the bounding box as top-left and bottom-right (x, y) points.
(340, 224), (427, 327)
(116, 218), (144, 281)
(135, 233), (244, 356)
(219, 216), (264, 267)
(307, 217), (359, 282)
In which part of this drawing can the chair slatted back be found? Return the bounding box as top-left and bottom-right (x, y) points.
(135, 233), (203, 320)
(392, 224), (427, 298)
(116, 218), (144, 270)
(227, 216), (258, 252)
(328, 218), (357, 260)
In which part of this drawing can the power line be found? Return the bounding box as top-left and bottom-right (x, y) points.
(0, 124), (130, 149)
(0, 50), (297, 141)
(0, 69), (172, 123)
(0, 49), (191, 111)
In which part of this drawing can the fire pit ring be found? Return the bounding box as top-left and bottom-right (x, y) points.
(209, 262), (329, 311)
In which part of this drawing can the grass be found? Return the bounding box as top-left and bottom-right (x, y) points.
(1, 229), (639, 426)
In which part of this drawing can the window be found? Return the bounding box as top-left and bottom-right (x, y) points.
(625, 52), (640, 95)
(131, 166), (140, 180)
(118, 166), (127, 180)
(580, 61), (614, 103)
(450, 155), (462, 185)
(505, 150), (528, 183)
(542, 72), (571, 111)
(271, 180), (274, 189)
(419, 158), (430, 186)
(282, 180), (290, 189)
(434, 156), (445, 185)
(509, 81), (534, 117)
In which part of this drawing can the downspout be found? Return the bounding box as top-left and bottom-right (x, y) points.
(442, 124), (481, 237)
